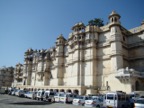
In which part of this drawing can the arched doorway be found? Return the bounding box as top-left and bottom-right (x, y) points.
(60, 89), (65, 92)
(66, 89), (72, 93)
(50, 89), (53, 91)
(135, 81), (140, 91)
(54, 89), (59, 93)
(73, 89), (79, 95)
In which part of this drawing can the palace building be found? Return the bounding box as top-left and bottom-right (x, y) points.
(12, 11), (144, 95)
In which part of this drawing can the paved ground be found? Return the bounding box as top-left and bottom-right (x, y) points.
(0, 94), (85, 108)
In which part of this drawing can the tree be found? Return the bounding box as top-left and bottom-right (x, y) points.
(88, 18), (104, 27)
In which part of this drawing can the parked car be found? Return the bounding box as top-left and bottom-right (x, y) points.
(54, 92), (65, 102)
(15, 90), (25, 97)
(36, 90), (45, 101)
(84, 96), (103, 108)
(134, 98), (144, 108)
(32, 91), (37, 100)
(59, 93), (77, 103)
(11, 89), (18, 96)
(43, 90), (55, 102)
(0, 88), (5, 94)
(8, 87), (17, 95)
(72, 96), (89, 106)
(24, 91), (30, 98)
(24, 91), (34, 98)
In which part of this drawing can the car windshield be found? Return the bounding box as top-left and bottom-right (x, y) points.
(135, 99), (144, 104)
(55, 93), (59, 96)
(107, 94), (116, 100)
(60, 94), (65, 97)
(75, 96), (83, 99)
(50, 92), (55, 95)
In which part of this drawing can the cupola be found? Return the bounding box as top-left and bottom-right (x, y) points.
(109, 11), (121, 23)
(56, 34), (66, 46)
(71, 22), (85, 32)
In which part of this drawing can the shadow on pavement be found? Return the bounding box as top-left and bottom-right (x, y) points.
(9, 101), (53, 105)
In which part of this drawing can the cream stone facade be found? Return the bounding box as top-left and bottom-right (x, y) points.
(0, 66), (14, 88)
(13, 11), (144, 95)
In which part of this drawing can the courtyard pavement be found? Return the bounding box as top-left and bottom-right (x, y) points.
(0, 94), (85, 108)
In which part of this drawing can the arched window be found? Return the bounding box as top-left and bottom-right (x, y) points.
(111, 18), (114, 22)
(135, 81), (140, 91)
(114, 17), (117, 22)
(23, 80), (26, 85)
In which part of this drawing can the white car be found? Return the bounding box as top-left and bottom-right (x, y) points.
(43, 90), (55, 102)
(54, 92), (65, 102)
(134, 98), (144, 108)
(25, 91), (34, 98)
(59, 93), (77, 103)
(15, 90), (25, 97)
(11, 89), (18, 95)
(72, 96), (89, 106)
(84, 96), (103, 108)
(36, 90), (45, 100)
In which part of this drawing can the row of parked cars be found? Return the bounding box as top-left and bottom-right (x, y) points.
(7, 88), (144, 108)
(8, 88), (104, 108)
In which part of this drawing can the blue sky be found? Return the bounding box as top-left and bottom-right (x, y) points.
(0, 0), (144, 67)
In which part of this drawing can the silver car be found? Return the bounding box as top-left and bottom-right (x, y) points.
(134, 98), (144, 108)
(84, 96), (103, 108)
(72, 96), (89, 106)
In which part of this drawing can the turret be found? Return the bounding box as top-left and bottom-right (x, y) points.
(72, 22), (85, 32)
(109, 10), (121, 25)
(109, 11), (122, 42)
(55, 34), (66, 56)
(109, 11), (123, 72)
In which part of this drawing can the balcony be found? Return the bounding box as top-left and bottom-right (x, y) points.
(115, 67), (144, 79)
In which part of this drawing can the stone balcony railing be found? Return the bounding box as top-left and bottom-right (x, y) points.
(115, 67), (144, 79)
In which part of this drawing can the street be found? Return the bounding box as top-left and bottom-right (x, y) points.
(0, 94), (85, 108)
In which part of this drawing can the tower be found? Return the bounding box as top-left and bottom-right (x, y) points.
(55, 34), (66, 85)
(109, 11), (123, 72)
(24, 48), (33, 85)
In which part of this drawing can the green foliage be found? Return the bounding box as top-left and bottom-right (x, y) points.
(88, 18), (104, 27)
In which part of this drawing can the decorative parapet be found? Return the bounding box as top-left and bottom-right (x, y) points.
(115, 67), (144, 79)
(85, 25), (101, 33)
(129, 25), (144, 34)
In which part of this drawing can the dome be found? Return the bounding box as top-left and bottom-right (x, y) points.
(109, 10), (121, 19)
